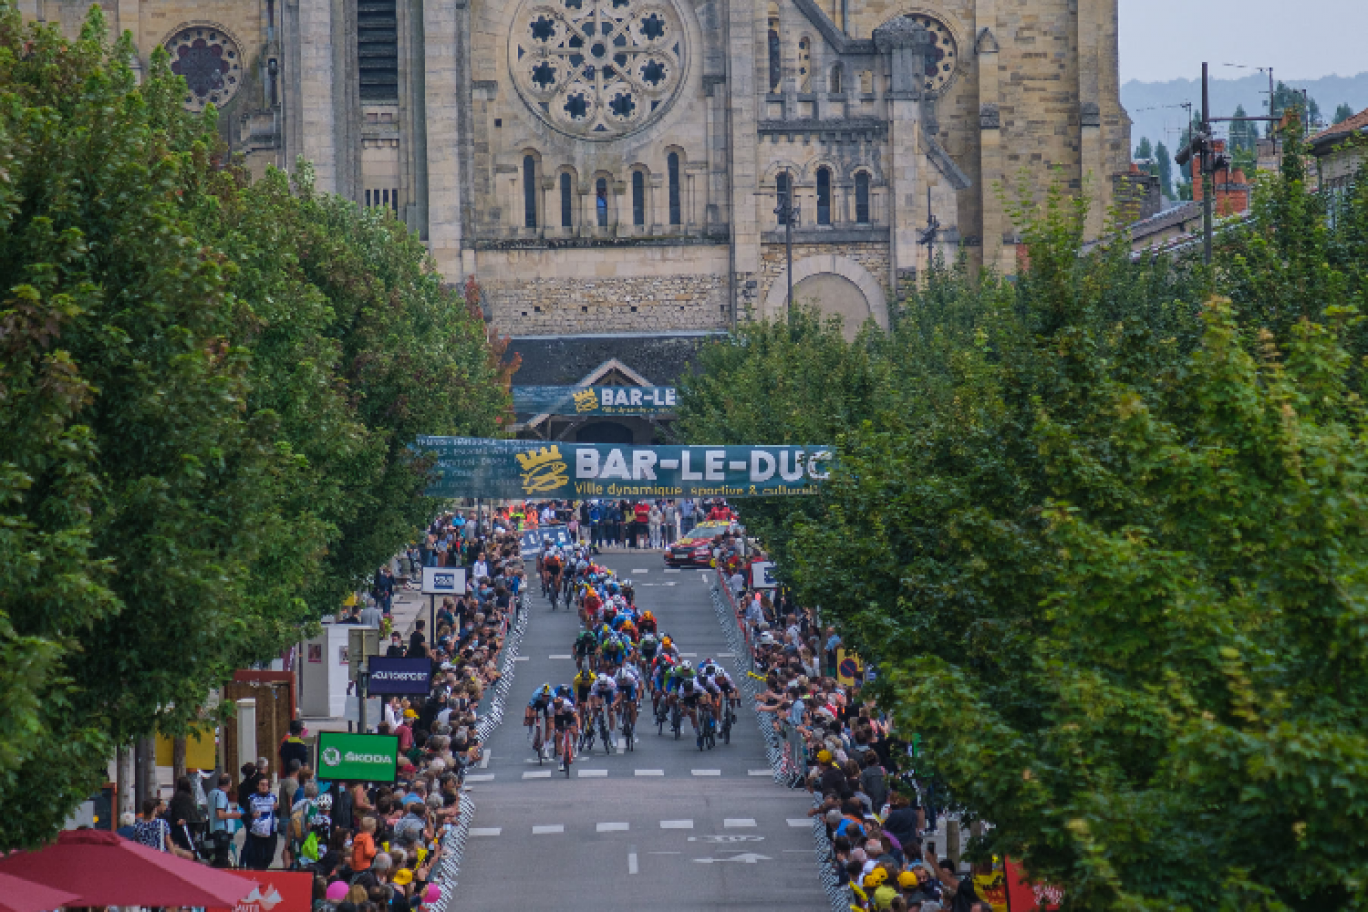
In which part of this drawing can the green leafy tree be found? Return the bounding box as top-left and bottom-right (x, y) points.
(1265, 81), (1320, 136)
(1229, 103), (1259, 174)
(1333, 102), (1355, 125)
(0, 6), (508, 845)
(1154, 140), (1173, 198)
(1134, 136), (1153, 162)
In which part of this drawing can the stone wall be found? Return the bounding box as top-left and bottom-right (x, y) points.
(757, 240), (889, 317)
(480, 244), (732, 335)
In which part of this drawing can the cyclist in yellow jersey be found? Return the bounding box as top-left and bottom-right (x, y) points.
(573, 668), (596, 728)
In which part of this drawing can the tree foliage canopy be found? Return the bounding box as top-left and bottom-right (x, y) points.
(0, 8), (506, 846)
(680, 159), (1368, 910)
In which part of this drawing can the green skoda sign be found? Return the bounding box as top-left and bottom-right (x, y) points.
(316, 732), (399, 782)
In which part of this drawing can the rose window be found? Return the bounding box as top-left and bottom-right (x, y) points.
(902, 14), (958, 95)
(165, 25), (244, 113)
(510, 0), (687, 140)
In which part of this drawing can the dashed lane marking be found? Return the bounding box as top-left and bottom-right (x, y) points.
(548, 654), (572, 660)
(664, 569), (681, 573)
(469, 828), (502, 837)
(480, 751), (491, 769)
(748, 770), (771, 777)
(523, 771), (552, 780)
(691, 769), (721, 777)
(660, 820), (694, 829)
(532, 825), (564, 835)
(786, 819), (810, 828)
(463, 773), (494, 782)
(724, 818), (757, 828)
(635, 769), (664, 777)
(597, 822), (630, 832)
(578, 769), (608, 778)
(628, 851), (639, 875)
(632, 569), (650, 574)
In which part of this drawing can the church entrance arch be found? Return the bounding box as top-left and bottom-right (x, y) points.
(763, 254), (888, 340)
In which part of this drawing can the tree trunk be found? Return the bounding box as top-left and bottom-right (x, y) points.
(947, 817), (962, 868)
(172, 736), (187, 784)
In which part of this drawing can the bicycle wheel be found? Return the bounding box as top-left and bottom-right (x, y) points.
(532, 726), (544, 765)
(656, 703), (666, 736)
(722, 714), (731, 746)
(671, 704), (682, 740)
(624, 717), (634, 752)
(563, 733), (573, 777)
(600, 715), (612, 754)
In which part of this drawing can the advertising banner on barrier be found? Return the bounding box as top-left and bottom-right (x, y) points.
(512, 385), (677, 416)
(416, 437), (831, 499)
(207, 870), (313, 912)
(366, 657), (434, 695)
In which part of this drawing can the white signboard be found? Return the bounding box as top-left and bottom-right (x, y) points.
(751, 561), (777, 589)
(422, 566), (467, 596)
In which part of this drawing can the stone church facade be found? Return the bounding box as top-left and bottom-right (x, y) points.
(26, 0), (1128, 343)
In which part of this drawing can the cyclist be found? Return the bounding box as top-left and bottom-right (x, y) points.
(638, 610), (658, 636)
(573, 667), (597, 729)
(702, 661), (739, 724)
(551, 695), (578, 770)
(675, 666), (712, 748)
(600, 632), (626, 672)
(639, 630), (661, 669)
(526, 683), (554, 758)
(614, 664), (641, 742)
(573, 626), (597, 671)
(543, 546), (564, 606)
(589, 671), (619, 749)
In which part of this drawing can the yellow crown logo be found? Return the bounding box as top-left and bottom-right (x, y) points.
(516, 446), (568, 494)
(572, 388), (599, 413)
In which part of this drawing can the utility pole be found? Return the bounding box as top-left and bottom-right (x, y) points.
(1201, 62), (1212, 265)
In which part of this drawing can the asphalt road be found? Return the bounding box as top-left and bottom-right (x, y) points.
(453, 552), (828, 911)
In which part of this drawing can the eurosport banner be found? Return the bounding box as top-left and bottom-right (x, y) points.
(511, 385), (677, 416)
(366, 656), (433, 695)
(316, 731), (399, 782)
(415, 436), (831, 499)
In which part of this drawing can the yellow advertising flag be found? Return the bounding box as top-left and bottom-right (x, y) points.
(836, 648), (863, 687)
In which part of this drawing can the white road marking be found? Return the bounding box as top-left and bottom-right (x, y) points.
(480, 751), (491, 769)
(691, 769), (721, 777)
(628, 851), (639, 875)
(717, 652), (735, 658)
(647, 851), (681, 855)
(665, 582), (677, 586)
(469, 828), (502, 837)
(463, 774), (495, 782)
(748, 769), (771, 776)
(578, 769), (608, 778)
(548, 654), (572, 660)
(523, 771), (552, 779)
(597, 822), (630, 832)
(660, 820), (694, 829)
(635, 769), (664, 777)
(680, 652), (698, 658)
(724, 818), (757, 828)
(515, 656), (530, 661)
(532, 825), (564, 835)
(631, 569), (649, 574)
(786, 819), (811, 828)
(664, 569), (681, 573)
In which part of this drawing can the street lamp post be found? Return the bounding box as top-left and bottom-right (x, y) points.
(773, 171), (800, 325)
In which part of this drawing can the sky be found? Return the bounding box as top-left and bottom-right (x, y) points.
(1119, 0), (1368, 83)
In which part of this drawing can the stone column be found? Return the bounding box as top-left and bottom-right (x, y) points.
(1078, 0), (1106, 239)
(874, 17), (931, 295)
(975, 5), (1009, 275)
(724, 0), (761, 323)
(293, 0), (340, 193)
(423, 0), (465, 275)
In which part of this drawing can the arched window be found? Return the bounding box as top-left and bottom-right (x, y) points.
(829, 65), (842, 94)
(816, 167), (831, 226)
(596, 178), (608, 227)
(775, 172), (790, 226)
(560, 173), (573, 227)
(523, 155), (537, 228)
(767, 3), (781, 92)
(855, 171), (870, 224)
(797, 37), (811, 92)
(667, 153), (681, 226)
(632, 171), (646, 226)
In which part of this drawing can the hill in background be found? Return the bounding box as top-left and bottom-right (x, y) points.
(1122, 71), (1368, 157)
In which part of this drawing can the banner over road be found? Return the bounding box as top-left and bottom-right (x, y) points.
(512, 385), (677, 416)
(416, 437), (831, 499)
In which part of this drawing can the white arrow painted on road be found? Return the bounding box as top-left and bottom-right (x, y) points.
(692, 853), (771, 864)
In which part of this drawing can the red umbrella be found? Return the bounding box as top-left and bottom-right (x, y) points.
(0, 872), (79, 912)
(0, 829), (253, 907)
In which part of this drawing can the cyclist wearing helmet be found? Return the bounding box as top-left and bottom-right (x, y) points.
(551, 695), (578, 768)
(638, 610), (657, 635)
(589, 672), (619, 746)
(573, 627), (597, 671)
(573, 667), (597, 727)
(615, 664), (641, 740)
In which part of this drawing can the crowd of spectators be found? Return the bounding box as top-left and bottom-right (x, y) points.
(722, 545), (992, 912)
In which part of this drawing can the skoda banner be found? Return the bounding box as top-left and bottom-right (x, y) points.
(416, 437), (832, 499)
(316, 732), (399, 783)
(366, 657), (433, 695)
(512, 385), (677, 416)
